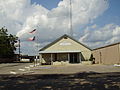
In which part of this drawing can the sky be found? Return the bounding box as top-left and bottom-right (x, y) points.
(0, 0), (120, 55)
(31, 0), (62, 10)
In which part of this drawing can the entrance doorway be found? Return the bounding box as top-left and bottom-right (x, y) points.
(69, 53), (79, 63)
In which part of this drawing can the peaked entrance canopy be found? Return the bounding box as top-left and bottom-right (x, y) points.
(39, 34), (92, 65)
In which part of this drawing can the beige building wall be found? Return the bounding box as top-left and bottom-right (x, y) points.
(92, 44), (120, 64)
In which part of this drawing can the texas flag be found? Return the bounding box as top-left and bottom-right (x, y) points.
(29, 29), (36, 33)
(28, 36), (35, 41)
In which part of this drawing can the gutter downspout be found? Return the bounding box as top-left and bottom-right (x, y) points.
(118, 43), (120, 64)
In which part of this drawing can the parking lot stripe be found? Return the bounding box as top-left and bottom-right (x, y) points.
(10, 71), (17, 74)
(19, 69), (25, 71)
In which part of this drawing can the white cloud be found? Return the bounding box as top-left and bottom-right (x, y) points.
(79, 24), (120, 49)
(0, 0), (109, 55)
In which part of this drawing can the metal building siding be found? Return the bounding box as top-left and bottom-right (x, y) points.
(93, 44), (120, 64)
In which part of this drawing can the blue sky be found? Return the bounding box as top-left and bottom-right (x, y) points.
(31, 0), (62, 9)
(1, 0), (120, 55)
(21, 0), (120, 54)
(94, 0), (120, 26)
(31, 0), (120, 27)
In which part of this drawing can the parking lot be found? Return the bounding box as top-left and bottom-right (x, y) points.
(0, 63), (120, 90)
(0, 63), (120, 74)
(0, 63), (33, 74)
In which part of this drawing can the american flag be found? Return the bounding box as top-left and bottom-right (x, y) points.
(29, 29), (36, 33)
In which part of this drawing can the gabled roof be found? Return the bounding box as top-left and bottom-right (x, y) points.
(39, 34), (92, 51)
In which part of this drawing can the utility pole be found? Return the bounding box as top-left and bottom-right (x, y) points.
(69, 0), (73, 37)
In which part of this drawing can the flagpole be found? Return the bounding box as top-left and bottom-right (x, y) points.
(34, 31), (38, 66)
(35, 25), (40, 66)
(29, 26), (40, 66)
(37, 25), (40, 65)
(35, 35), (37, 66)
(18, 39), (21, 61)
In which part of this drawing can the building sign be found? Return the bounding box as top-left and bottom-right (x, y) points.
(59, 42), (72, 46)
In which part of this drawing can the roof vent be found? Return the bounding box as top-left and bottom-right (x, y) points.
(64, 36), (68, 39)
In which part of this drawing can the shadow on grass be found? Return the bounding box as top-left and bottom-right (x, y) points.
(0, 72), (120, 90)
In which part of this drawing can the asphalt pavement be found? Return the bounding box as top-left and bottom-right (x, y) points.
(0, 63), (120, 75)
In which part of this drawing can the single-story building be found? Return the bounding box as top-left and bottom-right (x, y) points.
(39, 34), (92, 65)
(92, 42), (120, 64)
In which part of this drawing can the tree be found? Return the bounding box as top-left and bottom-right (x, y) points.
(0, 27), (18, 58)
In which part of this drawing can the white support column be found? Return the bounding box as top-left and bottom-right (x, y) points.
(68, 53), (70, 63)
(36, 55), (38, 65)
(39, 54), (42, 65)
(79, 53), (81, 63)
(51, 53), (53, 65)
